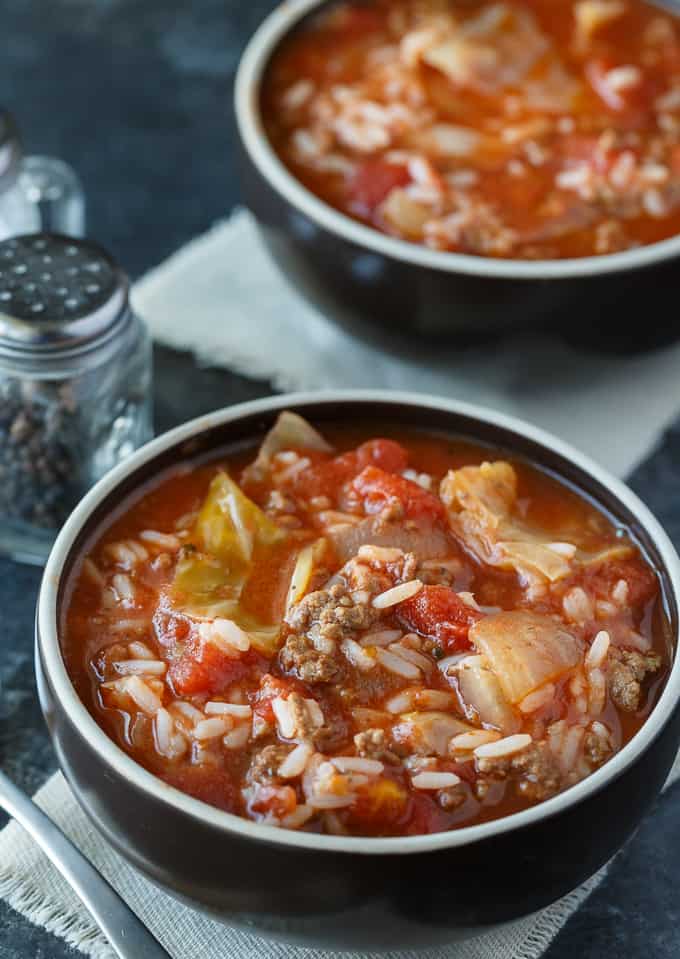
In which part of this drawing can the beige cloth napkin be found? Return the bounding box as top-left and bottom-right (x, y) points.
(2, 207), (680, 956)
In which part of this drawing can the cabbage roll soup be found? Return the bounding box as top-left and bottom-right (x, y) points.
(262, 0), (680, 259)
(62, 414), (671, 836)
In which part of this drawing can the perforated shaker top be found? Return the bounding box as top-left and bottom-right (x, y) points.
(0, 234), (128, 352)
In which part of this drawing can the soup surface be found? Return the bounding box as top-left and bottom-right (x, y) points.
(62, 414), (670, 836)
(262, 0), (680, 259)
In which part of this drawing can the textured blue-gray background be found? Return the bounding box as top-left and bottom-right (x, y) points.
(2, 0), (680, 956)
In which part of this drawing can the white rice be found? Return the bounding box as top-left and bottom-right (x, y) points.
(360, 628), (403, 647)
(272, 697), (296, 739)
(193, 718), (231, 740)
(387, 643), (432, 671)
(612, 579), (629, 605)
(154, 708), (174, 754)
(587, 668), (606, 715)
(199, 618), (251, 654)
(605, 65), (642, 92)
(112, 573), (135, 605)
(376, 647), (421, 679)
(139, 529), (181, 552)
(474, 734), (532, 759)
(586, 630), (611, 670)
(113, 660), (166, 676)
(223, 724), (251, 750)
(128, 641), (155, 660)
(562, 586), (593, 623)
(341, 638), (376, 671)
(385, 689), (417, 713)
(171, 701), (204, 725)
(307, 794), (356, 810)
(332, 756), (384, 775)
(411, 771), (461, 790)
(279, 743), (314, 779)
(124, 675), (162, 714)
(450, 729), (501, 751)
(457, 591), (481, 610)
(372, 579), (423, 609)
(106, 542), (140, 567)
(519, 683), (555, 714)
(204, 702), (252, 719)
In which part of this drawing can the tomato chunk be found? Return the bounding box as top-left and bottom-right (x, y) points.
(169, 639), (252, 697)
(397, 584), (482, 651)
(349, 160), (411, 215)
(352, 465), (446, 522)
(294, 439), (408, 501)
(249, 785), (297, 819)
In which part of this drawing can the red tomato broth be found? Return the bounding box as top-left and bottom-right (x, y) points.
(61, 421), (671, 835)
(261, 0), (680, 259)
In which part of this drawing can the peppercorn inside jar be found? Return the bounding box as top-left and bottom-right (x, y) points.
(0, 233), (152, 562)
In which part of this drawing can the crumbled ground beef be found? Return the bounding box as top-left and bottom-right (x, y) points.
(247, 744), (291, 785)
(279, 632), (344, 684)
(608, 648), (662, 712)
(286, 583), (380, 642)
(287, 693), (321, 742)
(475, 742), (561, 802)
(354, 727), (399, 763)
(417, 561), (458, 587)
(583, 725), (613, 768)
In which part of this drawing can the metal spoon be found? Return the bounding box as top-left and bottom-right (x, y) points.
(0, 769), (172, 958)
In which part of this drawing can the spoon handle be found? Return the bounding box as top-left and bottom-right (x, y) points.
(0, 770), (172, 959)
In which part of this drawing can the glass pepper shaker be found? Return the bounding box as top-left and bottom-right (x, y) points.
(0, 233), (153, 563)
(0, 109), (85, 240)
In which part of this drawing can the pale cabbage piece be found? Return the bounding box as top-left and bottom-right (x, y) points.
(413, 123), (482, 157)
(286, 538), (327, 612)
(422, 5), (550, 94)
(246, 411), (333, 481)
(457, 654), (519, 733)
(392, 711), (474, 757)
(574, 0), (626, 42)
(440, 461), (572, 585)
(470, 611), (584, 705)
(327, 515), (450, 563)
(170, 472), (286, 650)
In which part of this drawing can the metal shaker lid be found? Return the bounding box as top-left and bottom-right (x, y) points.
(0, 234), (129, 354)
(0, 110), (22, 193)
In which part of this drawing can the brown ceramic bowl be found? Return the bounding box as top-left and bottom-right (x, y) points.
(235, 0), (680, 349)
(36, 391), (680, 951)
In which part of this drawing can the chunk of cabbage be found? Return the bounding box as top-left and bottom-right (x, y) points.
(246, 412), (333, 481)
(457, 654), (519, 733)
(391, 711), (474, 757)
(470, 611), (583, 704)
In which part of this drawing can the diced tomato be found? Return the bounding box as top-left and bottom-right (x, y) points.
(349, 159), (411, 215)
(397, 584), (482, 651)
(355, 439), (409, 473)
(169, 640), (253, 697)
(293, 439), (408, 502)
(249, 785), (298, 819)
(352, 465), (446, 523)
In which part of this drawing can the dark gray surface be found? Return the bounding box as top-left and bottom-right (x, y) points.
(1, 0), (680, 956)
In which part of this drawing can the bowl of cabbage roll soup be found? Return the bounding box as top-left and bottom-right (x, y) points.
(236, 0), (680, 342)
(37, 393), (680, 950)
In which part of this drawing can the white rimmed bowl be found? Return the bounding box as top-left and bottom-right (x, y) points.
(36, 392), (680, 950)
(235, 0), (680, 347)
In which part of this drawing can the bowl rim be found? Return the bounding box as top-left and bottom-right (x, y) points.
(234, 0), (680, 281)
(38, 389), (680, 856)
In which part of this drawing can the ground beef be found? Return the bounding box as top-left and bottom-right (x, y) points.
(475, 742), (561, 802)
(583, 725), (613, 768)
(246, 744), (291, 786)
(287, 693), (321, 743)
(354, 727), (399, 763)
(417, 561), (459, 587)
(286, 583), (380, 642)
(607, 648), (662, 712)
(279, 632), (344, 684)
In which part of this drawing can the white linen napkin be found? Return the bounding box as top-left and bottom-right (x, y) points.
(2, 206), (680, 958)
